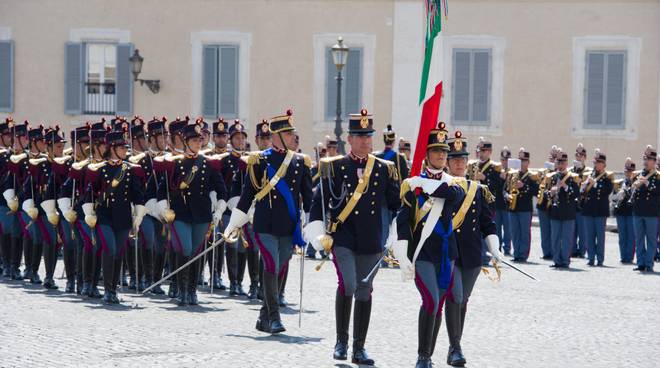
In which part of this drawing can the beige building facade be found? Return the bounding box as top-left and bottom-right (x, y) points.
(0, 0), (658, 168)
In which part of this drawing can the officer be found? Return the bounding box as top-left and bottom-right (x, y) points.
(505, 148), (539, 262)
(306, 109), (400, 365)
(399, 138), (412, 166)
(224, 109), (313, 334)
(392, 122), (465, 368)
(83, 126), (147, 304)
(631, 146), (660, 272)
(326, 136), (340, 158)
(0, 118), (14, 279)
(571, 143), (591, 258)
(548, 150), (580, 269)
(153, 121), (227, 305)
(468, 137), (502, 265)
(612, 158), (636, 264)
(580, 149), (613, 266)
(537, 145), (558, 260)
(441, 131), (501, 367)
(496, 146), (512, 255)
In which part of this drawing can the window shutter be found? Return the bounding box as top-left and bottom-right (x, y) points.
(219, 46), (238, 118)
(605, 52), (625, 127)
(64, 42), (84, 115)
(344, 48), (362, 117)
(325, 47), (337, 120)
(452, 50), (471, 122)
(472, 50), (490, 122)
(0, 41), (13, 112)
(115, 43), (133, 116)
(585, 52), (605, 127)
(202, 45), (218, 118)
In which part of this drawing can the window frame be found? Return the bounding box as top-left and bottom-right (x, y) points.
(451, 47), (493, 126)
(324, 46), (364, 121)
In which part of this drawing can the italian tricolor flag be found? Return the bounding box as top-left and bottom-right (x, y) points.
(410, 0), (448, 177)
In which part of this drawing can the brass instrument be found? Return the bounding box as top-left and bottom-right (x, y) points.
(507, 170), (520, 210)
(551, 171), (572, 207)
(628, 171), (654, 205)
(467, 160), (479, 180)
(612, 178), (630, 211)
(537, 169), (548, 208)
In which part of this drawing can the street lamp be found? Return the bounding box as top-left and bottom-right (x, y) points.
(331, 36), (349, 155)
(128, 49), (160, 94)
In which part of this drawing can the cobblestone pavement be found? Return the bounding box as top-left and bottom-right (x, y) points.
(0, 227), (658, 368)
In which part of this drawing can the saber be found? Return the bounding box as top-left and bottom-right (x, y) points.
(360, 248), (390, 283)
(129, 120), (140, 295)
(314, 146), (332, 272)
(210, 223), (217, 295)
(142, 231), (237, 294)
(499, 259), (539, 281)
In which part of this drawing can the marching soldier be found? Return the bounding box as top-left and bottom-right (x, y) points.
(631, 146), (660, 272)
(570, 143), (590, 258)
(496, 146), (512, 255)
(83, 127), (148, 304)
(306, 109), (400, 365)
(547, 150), (580, 269)
(224, 109), (313, 334)
(153, 121), (228, 305)
(467, 137), (501, 265)
(580, 150), (613, 266)
(0, 118), (16, 278)
(392, 123), (465, 368)
(374, 124), (409, 181)
(537, 145), (558, 260)
(441, 131), (501, 367)
(612, 158), (636, 264)
(505, 148), (539, 262)
(399, 138), (412, 166)
(326, 136), (340, 157)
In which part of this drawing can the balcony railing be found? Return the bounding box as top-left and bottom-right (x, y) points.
(84, 82), (116, 115)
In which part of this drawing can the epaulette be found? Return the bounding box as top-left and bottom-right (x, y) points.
(545, 172), (555, 179)
(87, 161), (107, 171)
(127, 162), (142, 169)
(0, 148), (8, 155)
(71, 159), (89, 171)
(569, 172), (580, 182)
(153, 153), (169, 163)
(199, 148), (213, 155)
(128, 152), (146, 164)
(54, 155), (73, 165)
(246, 152), (262, 166)
(606, 171), (615, 181)
(300, 153), (313, 169)
(374, 156), (398, 181)
(63, 147), (73, 156)
(452, 177), (468, 186)
(319, 155), (343, 178)
(165, 154), (185, 162)
(28, 157), (48, 166)
(10, 153), (27, 164)
(492, 162), (502, 173)
(528, 170), (540, 181)
(480, 184), (496, 204)
(206, 152), (230, 161)
(400, 178), (412, 199)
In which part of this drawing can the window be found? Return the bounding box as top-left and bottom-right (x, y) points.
(0, 39), (12, 112)
(84, 43), (116, 115)
(451, 48), (491, 125)
(202, 45), (239, 119)
(325, 47), (363, 120)
(584, 51), (626, 129)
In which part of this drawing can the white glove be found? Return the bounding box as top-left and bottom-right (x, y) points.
(22, 199), (38, 220)
(40, 199), (60, 226)
(216, 199), (227, 216)
(156, 199), (170, 222)
(485, 234), (504, 263)
(3, 189), (18, 212)
(392, 240), (413, 281)
(303, 220), (325, 251)
(209, 191), (218, 212)
(82, 203), (97, 228)
(407, 175), (452, 195)
(247, 204), (255, 224)
(385, 218), (398, 250)
(227, 196), (240, 211)
(58, 197), (77, 223)
(133, 204), (147, 230)
(145, 198), (158, 218)
(223, 207), (249, 239)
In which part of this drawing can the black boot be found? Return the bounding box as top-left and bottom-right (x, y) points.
(89, 255), (103, 298)
(76, 243), (84, 294)
(246, 244), (260, 297)
(447, 347), (466, 367)
(352, 300), (375, 366)
(235, 251), (248, 296)
(29, 240), (43, 284)
(263, 271), (285, 333)
(415, 307), (436, 368)
(42, 242), (58, 290)
(80, 248), (93, 297)
(188, 258), (200, 306)
(167, 251), (178, 298)
(11, 236), (23, 280)
(333, 290), (352, 360)
(151, 251), (166, 295)
(102, 255), (117, 304)
(247, 281), (259, 300)
(22, 237), (34, 280)
(140, 248), (152, 291)
(63, 245), (76, 293)
(226, 246), (239, 296)
(126, 245), (137, 290)
(445, 300), (465, 366)
(278, 265), (289, 307)
(176, 254), (189, 306)
(2, 234), (12, 278)
(255, 304), (270, 332)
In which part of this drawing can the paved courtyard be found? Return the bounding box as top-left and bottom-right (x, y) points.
(0, 227), (658, 368)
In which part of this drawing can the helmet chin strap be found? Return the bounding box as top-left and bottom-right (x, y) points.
(277, 132), (289, 151)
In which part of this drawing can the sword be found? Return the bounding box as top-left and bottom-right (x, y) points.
(499, 259), (539, 281)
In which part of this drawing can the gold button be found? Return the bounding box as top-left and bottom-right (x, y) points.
(347, 183), (351, 187)
(457, 229), (461, 233)
(374, 182), (378, 186)
(354, 211), (359, 215)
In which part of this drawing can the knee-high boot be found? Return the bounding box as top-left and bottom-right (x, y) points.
(247, 246), (260, 299)
(445, 300), (466, 366)
(263, 271), (285, 333)
(278, 264), (289, 306)
(416, 307), (436, 368)
(176, 254), (189, 306)
(11, 236), (23, 280)
(352, 300), (375, 366)
(333, 290), (353, 360)
(102, 254), (117, 304)
(1, 234), (11, 277)
(235, 250), (247, 296)
(167, 250), (178, 298)
(150, 251), (165, 295)
(142, 248), (153, 290)
(63, 244), (76, 292)
(226, 246), (239, 295)
(22, 237), (33, 280)
(89, 254), (102, 298)
(29, 240), (43, 284)
(42, 242), (58, 289)
(188, 257), (200, 305)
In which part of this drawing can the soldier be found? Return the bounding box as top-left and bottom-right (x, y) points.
(571, 143), (590, 258)
(468, 137), (501, 265)
(0, 118), (15, 278)
(224, 109), (313, 334)
(306, 109), (400, 365)
(392, 123), (465, 368)
(612, 158), (636, 264)
(496, 146), (512, 255)
(547, 150), (580, 269)
(307, 142), (327, 260)
(505, 148), (539, 262)
(153, 121), (228, 305)
(83, 127), (147, 304)
(326, 136), (339, 157)
(631, 146), (660, 272)
(441, 131), (501, 367)
(580, 150), (613, 266)
(537, 145), (558, 260)
(399, 137), (412, 165)
(57, 123), (92, 294)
